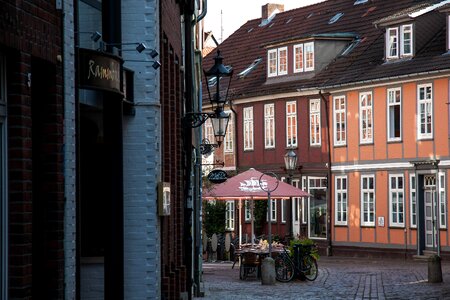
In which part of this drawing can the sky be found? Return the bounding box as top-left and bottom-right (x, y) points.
(204, 0), (326, 43)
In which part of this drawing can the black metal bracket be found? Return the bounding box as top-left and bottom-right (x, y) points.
(184, 112), (216, 128)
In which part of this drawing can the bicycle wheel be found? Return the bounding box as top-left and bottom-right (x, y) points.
(302, 256), (318, 281)
(275, 255), (295, 282)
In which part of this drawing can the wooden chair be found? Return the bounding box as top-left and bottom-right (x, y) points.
(239, 252), (260, 280)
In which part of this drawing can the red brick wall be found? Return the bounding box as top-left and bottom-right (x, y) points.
(1, 1), (64, 299)
(160, 1), (187, 299)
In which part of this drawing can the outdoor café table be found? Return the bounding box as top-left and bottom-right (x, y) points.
(235, 246), (284, 280)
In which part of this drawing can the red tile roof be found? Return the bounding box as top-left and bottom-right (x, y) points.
(203, 0), (450, 102)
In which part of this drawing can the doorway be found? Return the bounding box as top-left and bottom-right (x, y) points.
(423, 175), (437, 249)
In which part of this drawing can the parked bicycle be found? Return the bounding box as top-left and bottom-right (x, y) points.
(274, 243), (318, 282)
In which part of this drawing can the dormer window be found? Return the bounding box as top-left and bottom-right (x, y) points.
(267, 47), (288, 77)
(448, 15), (450, 50)
(386, 24), (413, 60)
(293, 42), (314, 73)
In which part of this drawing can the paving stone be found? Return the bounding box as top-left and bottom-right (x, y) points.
(196, 257), (450, 299)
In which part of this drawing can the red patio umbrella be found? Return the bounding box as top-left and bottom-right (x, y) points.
(203, 168), (310, 200)
(203, 168), (310, 248)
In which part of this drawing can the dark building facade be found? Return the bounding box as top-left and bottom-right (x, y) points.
(0, 1), (65, 298)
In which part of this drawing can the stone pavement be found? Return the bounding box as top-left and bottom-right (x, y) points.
(195, 256), (450, 299)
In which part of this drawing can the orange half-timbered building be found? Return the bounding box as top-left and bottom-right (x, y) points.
(203, 0), (450, 258)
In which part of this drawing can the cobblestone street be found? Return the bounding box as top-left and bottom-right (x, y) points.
(196, 257), (450, 299)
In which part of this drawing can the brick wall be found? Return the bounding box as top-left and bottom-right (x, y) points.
(160, 0), (187, 299)
(0, 1), (64, 299)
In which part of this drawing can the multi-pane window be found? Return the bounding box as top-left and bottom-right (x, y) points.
(304, 42), (314, 71)
(361, 175), (375, 226)
(360, 92), (373, 144)
(204, 119), (214, 143)
(225, 200), (235, 230)
(417, 84), (433, 139)
(292, 179), (300, 223)
(308, 177), (327, 238)
(264, 104), (275, 149)
(270, 199), (277, 222)
(268, 49), (277, 77)
(286, 101), (297, 147)
(278, 47), (288, 75)
(243, 107), (254, 150)
(335, 176), (348, 226)
(281, 199), (286, 223)
(386, 24), (413, 59)
(293, 44), (304, 72)
(224, 112), (233, 153)
(309, 99), (321, 146)
(387, 28), (398, 58)
(245, 200), (251, 222)
(410, 175), (417, 228)
(439, 172), (447, 229)
(389, 174), (404, 227)
(448, 15), (450, 50)
(268, 47), (288, 77)
(387, 88), (401, 141)
(401, 24), (413, 56)
(333, 96), (346, 146)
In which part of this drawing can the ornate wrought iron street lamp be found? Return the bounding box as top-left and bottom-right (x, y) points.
(184, 50), (233, 147)
(284, 149), (298, 239)
(284, 149), (298, 175)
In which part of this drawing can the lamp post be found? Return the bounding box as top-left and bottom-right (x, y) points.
(284, 149), (297, 239)
(184, 50), (233, 146)
(184, 50), (233, 296)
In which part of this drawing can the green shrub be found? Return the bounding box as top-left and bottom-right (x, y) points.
(289, 237), (319, 260)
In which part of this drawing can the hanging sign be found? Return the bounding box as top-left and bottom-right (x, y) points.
(207, 169), (227, 184)
(78, 48), (123, 94)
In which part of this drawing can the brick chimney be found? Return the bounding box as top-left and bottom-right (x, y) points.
(262, 3), (284, 20)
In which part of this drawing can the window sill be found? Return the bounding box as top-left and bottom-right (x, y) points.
(359, 142), (374, 146)
(360, 225), (375, 228)
(334, 224), (348, 227)
(389, 225), (405, 229)
(333, 144), (347, 148)
(387, 139), (402, 144)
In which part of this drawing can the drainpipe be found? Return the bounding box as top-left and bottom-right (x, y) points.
(183, 1), (195, 299)
(319, 90), (332, 256)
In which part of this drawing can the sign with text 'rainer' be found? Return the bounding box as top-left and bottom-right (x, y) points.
(207, 169), (227, 184)
(78, 48), (122, 94)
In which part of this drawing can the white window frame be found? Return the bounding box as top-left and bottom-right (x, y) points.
(448, 15), (450, 51)
(244, 200), (251, 222)
(292, 179), (300, 223)
(225, 200), (235, 230)
(264, 103), (275, 149)
(281, 199), (286, 223)
(359, 92), (373, 144)
(309, 99), (321, 146)
(271, 198), (277, 222)
(224, 111), (233, 153)
(361, 175), (375, 227)
(410, 174), (417, 228)
(286, 101), (297, 147)
(293, 44), (304, 73)
(387, 87), (402, 142)
(204, 119), (214, 143)
(417, 84), (433, 140)
(333, 95), (346, 146)
(389, 174), (405, 227)
(335, 175), (348, 226)
(386, 27), (399, 59)
(278, 47), (288, 76)
(243, 107), (254, 150)
(267, 49), (277, 77)
(439, 172), (447, 229)
(304, 42), (315, 71)
(400, 24), (413, 57)
(301, 177), (307, 224)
